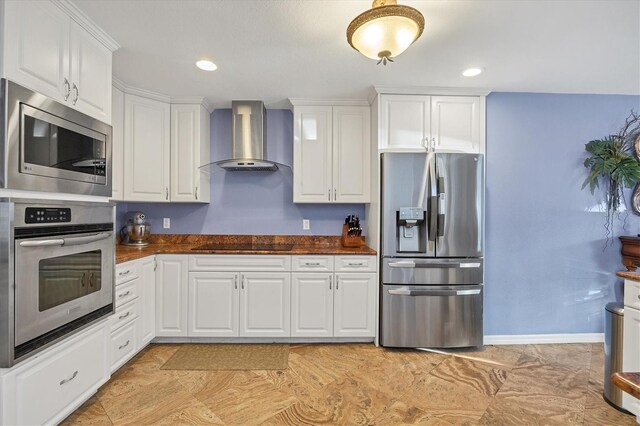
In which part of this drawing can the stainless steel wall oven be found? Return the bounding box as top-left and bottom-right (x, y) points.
(0, 199), (114, 367)
(0, 79), (112, 196)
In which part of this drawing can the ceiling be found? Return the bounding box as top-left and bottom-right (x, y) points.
(74, 0), (640, 109)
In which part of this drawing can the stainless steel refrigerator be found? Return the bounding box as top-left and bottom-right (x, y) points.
(380, 152), (484, 348)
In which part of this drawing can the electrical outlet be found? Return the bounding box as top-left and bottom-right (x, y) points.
(163, 218), (170, 229)
(302, 219), (310, 230)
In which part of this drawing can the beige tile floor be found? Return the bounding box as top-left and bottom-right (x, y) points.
(62, 343), (638, 425)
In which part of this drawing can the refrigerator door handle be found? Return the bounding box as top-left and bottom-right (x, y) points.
(437, 176), (445, 238)
(388, 261), (481, 269)
(388, 288), (482, 296)
(428, 156), (437, 243)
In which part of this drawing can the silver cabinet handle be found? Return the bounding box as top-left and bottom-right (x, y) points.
(347, 262), (365, 266)
(60, 370), (78, 386)
(63, 232), (111, 247)
(165, 187), (169, 200)
(388, 288), (481, 296)
(336, 277), (339, 290)
(334, 189), (336, 201)
(72, 83), (79, 105)
(304, 262), (321, 266)
(118, 290), (131, 298)
(118, 340), (130, 350)
(234, 274), (238, 290)
(421, 137), (428, 150)
(118, 311), (131, 320)
(329, 275), (332, 290)
(328, 189), (331, 201)
(63, 78), (71, 101)
(195, 186), (198, 200)
(118, 269), (131, 277)
(431, 137), (436, 150)
(242, 275), (245, 290)
(19, 239), (64, 247)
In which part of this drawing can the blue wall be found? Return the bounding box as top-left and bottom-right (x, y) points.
(117, 109), (365, 235)
(484, 92), (640, 335)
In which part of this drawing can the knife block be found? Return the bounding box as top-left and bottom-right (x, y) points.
(341, 224), (363, 248)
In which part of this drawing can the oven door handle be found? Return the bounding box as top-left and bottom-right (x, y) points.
(62, 232), (111, 246)
(19, 239), (65, 247)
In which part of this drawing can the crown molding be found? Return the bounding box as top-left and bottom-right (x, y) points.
(373, 85), (492, 97)
(171, 96), (214, 113)
(113, 77), (214, 110)
(111, 77), (126, 91)
(123, 85), (171, 103)
(53, 0), (120, 52)
(288, 98), (371, 109)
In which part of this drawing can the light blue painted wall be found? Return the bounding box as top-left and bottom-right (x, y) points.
(117, 109), (365, 235)
(484, 92), (640, 335)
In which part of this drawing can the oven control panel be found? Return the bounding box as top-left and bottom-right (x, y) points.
(25, 208), (71, 224)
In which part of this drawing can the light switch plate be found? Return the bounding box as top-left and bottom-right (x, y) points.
(302, 219), (310, 230)
(163, 218), (170, 229)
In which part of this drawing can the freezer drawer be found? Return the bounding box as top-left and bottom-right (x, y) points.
(383, 257), (483, 285)
(381, 284), (483, 348)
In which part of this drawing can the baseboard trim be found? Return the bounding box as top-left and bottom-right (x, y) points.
(484, 333), (604, 345)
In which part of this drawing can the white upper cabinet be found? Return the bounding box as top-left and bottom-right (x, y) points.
(378, 93), (485, 153)
(69, 20), (112, 123)
(292, 101), (371, 203)
(431, 96), (480, 153)
(2, 0), (116, 123)
(380, 95), (431, 151)
(123, 93), (171, 202)
(111, 85), (124, 200)
(170, 104), (210, 203)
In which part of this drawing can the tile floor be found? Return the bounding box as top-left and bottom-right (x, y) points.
(63, 343), (637, 425)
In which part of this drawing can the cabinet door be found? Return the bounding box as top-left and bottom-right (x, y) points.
(379, 95), (430, 151)
(293, 106), (333, 203)
(622, 307), (640, 415)
(333, 106), (371, 202)
(155, 255), (188, 337)
(123, 94), (171, 201)
(240, 272), (290, 337)
(69, 20), (112, 123)
(170, 104), (209, 202)
(139, 256), (156, 345)
(431, 96), (480, 153)
(291, 273), (333, 337)
(110, 85), (124, 200)
(334, 273), (376, 337)
(188, 272), (239, 337)
(3, 0), (70, 103)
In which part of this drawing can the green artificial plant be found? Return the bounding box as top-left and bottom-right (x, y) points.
(582, 111), (640, 239)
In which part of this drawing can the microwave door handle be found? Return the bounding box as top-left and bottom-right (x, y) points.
(19, 239), (65, 247)
(62, 232), (111, 246)
(388, 288), (481, 296)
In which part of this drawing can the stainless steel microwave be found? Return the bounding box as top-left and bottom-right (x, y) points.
(0, 79), (112, 197)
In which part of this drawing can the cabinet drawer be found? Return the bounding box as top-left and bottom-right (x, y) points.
(110, 320), (137, 373)
(292, 256), (334, 272)
(115, 278), (138, 307)
(6, 323), (108, 425)
(334, 256), (376, 272)
(111, 298), (139, 332)
(189, 255), (291, 272)
(624, 279), (640, 310)
(116, 260), (140, 285)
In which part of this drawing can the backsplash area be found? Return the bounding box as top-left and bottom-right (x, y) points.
(116, 109), (365, 235)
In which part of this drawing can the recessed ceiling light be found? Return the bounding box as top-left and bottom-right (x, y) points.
(196, 60), (217, 71)
(462, 68), (482, 77)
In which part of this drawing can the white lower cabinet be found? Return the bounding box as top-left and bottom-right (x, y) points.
(240, 273), (291, 337)
(333, 273), (377, 337)
(139, 256), (157, 345)
(188, 272), (239, 337)
(622, 304), (640, 415)
(0, 321), (110, 426)
(156, 255), (189, 337)
(110, 321), (137, 374)
(291, 273), (334, 337)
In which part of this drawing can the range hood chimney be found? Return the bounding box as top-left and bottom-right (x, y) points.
(214, 100), (279, 171)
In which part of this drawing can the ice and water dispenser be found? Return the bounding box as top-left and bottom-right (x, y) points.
(396, 207), (426, 252)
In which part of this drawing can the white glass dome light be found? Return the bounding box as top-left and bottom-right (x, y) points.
(196, 60), (218, 71)
(347, 0), (425, 65)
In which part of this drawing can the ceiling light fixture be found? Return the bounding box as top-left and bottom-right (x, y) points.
(196, 60), (217, 71)
(462, 68), (482, 77)
(346, 0), (424, 66)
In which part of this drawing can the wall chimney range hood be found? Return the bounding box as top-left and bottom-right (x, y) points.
(212, 100), (284, 171)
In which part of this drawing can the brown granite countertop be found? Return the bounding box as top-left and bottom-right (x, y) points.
(616, 271), (640, 281)
(116, 234), (376, 264)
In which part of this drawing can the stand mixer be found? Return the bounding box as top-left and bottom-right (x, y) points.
(120, 211), (150, 246)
